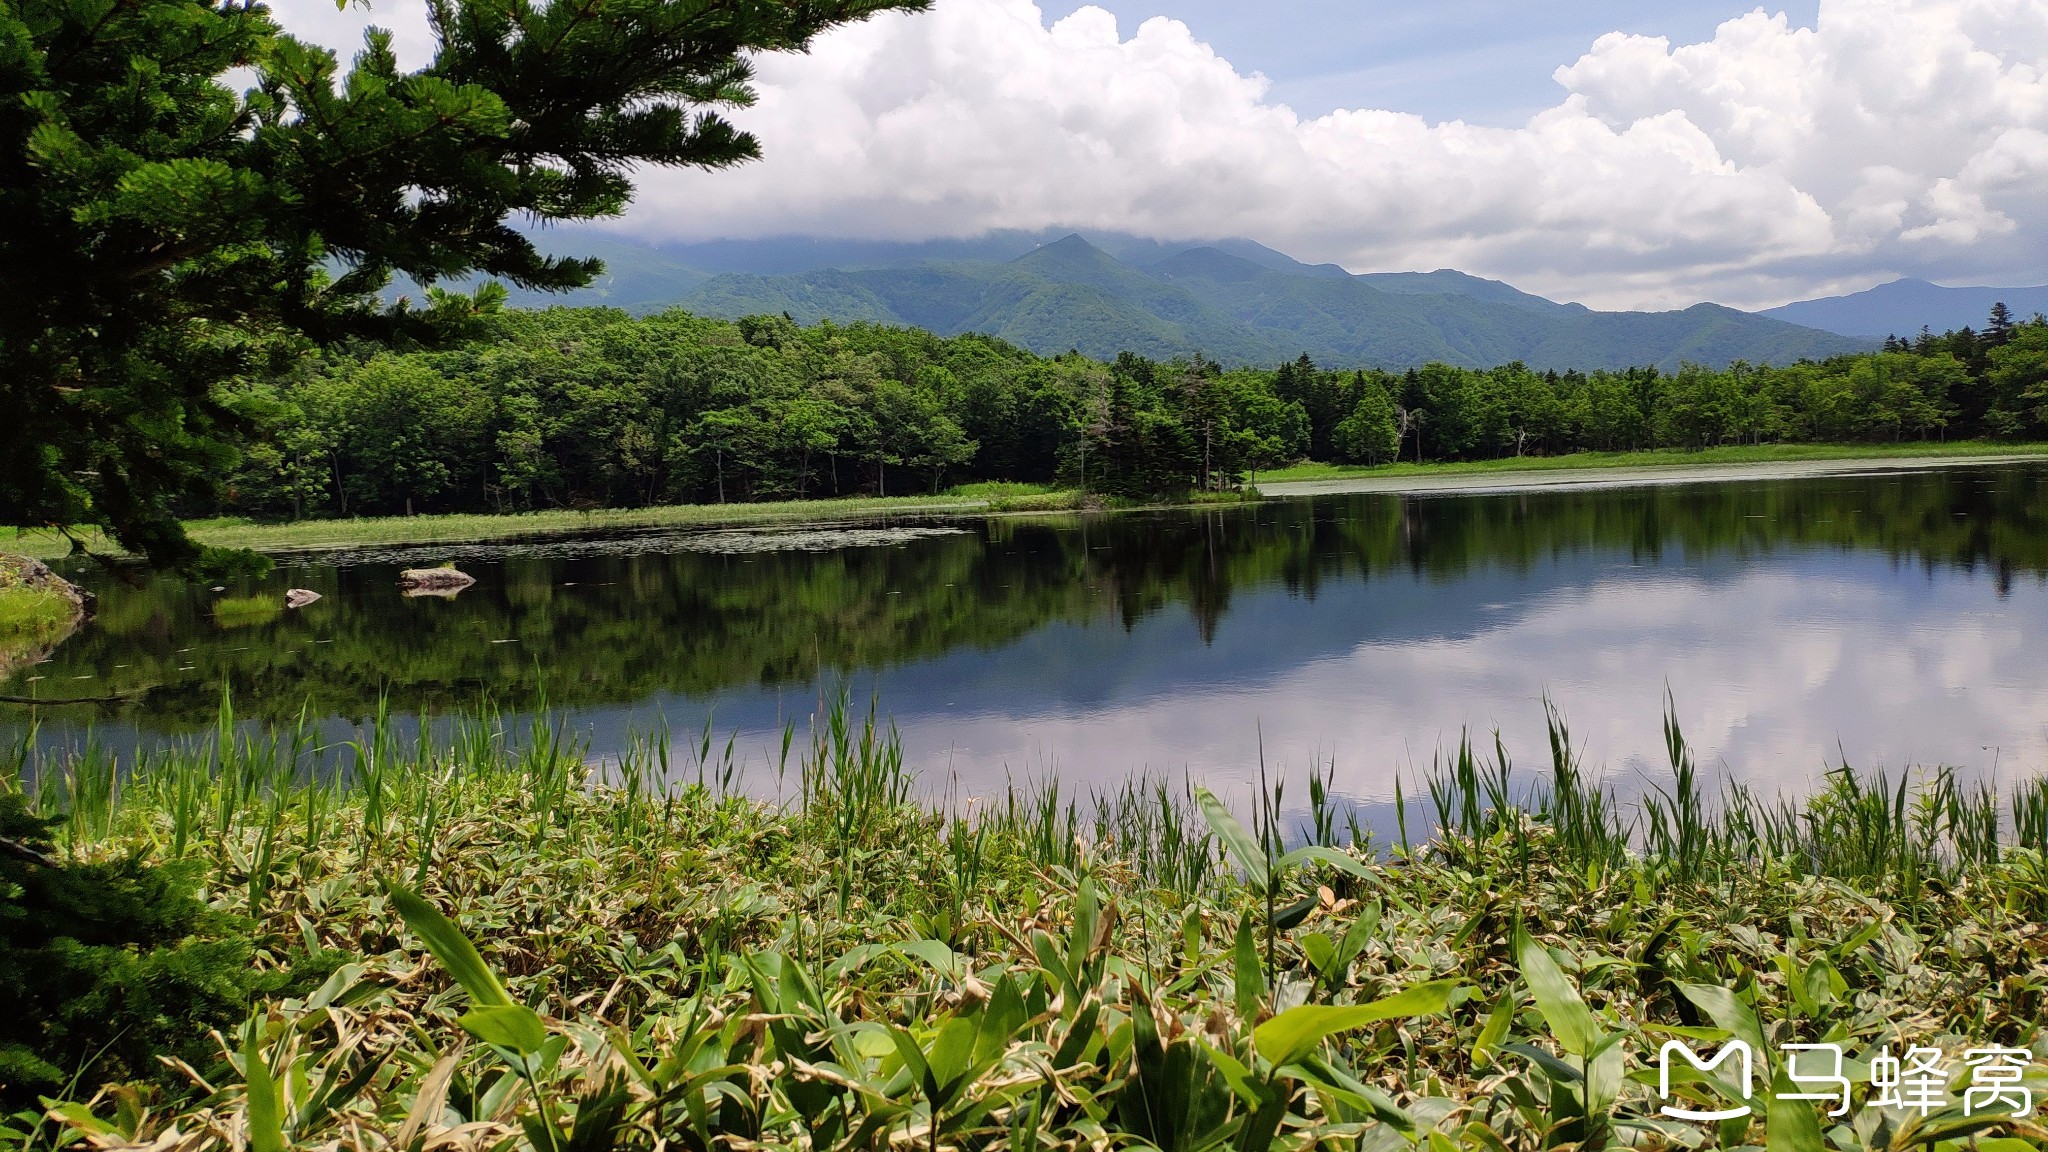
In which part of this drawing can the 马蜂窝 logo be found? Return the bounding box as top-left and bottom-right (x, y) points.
(1652, 1040), (2036, 1122)
(1656, 1039), (1754, 1121)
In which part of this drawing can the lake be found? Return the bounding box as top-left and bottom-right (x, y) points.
(8, 461), (2048, 808)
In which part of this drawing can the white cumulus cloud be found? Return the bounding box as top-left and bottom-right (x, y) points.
(269, 0), (2048, 308)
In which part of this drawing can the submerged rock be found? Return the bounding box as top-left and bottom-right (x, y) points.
(285, 588), (322, 608)
(399, 566), (476, 598)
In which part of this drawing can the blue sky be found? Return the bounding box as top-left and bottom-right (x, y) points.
(1048, 1), (1823, 124)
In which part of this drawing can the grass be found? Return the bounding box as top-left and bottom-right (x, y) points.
(0, 556), (82, 669)
(4, 485), (1081, 561)
(23, 440), (2048, 566)
(1258, 439), (2048, 483)
(8, 695), (2047, 1150)
(12, 444), (2048, 562)
(208, 594), (282, 630)
(0, 586), (73, 642)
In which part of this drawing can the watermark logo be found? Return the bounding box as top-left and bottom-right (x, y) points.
(1657, 1039), (1754, 1121)
(1652, 1041), (2037, 1122)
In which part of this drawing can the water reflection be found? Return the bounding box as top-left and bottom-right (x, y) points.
(8, 463), (2048, 800)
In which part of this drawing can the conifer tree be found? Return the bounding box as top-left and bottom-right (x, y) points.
(0, 0), (925, 567)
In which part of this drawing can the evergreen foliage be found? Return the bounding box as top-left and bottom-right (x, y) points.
(0, 793), (259, 1107)
(0, 0), (926, 567)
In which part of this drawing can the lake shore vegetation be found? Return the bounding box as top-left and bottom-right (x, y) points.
(173, 306), (2048, 535)
(5, 699), (2046, 1150)
(1256, 439), (2048, 484)
(4, 440), (2041, 564)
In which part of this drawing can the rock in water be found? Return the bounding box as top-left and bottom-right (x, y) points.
(0, 554), (93, 677)
(399, 566), (477, 597)
(285, 588), (322, 608)
(0, 555), (93, 619)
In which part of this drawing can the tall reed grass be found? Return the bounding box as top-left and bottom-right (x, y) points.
(1418, 693), (2048, 892)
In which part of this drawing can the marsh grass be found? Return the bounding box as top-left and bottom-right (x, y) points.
(5, 487), (1072, 561)
(207, 594), (281, 630)
(8, 697), (2048, 1151)
(1418, 696), (2042, 896)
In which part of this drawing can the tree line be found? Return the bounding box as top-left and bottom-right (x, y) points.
(213, 305), (2048, 519)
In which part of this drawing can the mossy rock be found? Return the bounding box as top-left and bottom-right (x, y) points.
(0, 555), (90, 676)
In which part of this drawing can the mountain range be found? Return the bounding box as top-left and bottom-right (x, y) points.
(1760, 278), (2048, 339)
(466, 228), (2035, 370)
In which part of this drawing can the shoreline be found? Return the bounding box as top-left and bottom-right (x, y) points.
(9, 446), (2045, 561)
(1257, 451), (2048, 498)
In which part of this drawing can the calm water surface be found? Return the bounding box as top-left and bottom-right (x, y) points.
(9, 463), (2048, 802)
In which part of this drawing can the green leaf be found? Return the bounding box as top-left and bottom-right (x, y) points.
(1501, 1042), (1582, 1084)
(1583, 1029), (1628, 1125)
(459, 1004), (549, 1056)
(242, 1027), (285, 1152)
(1515, 928), (1597, 1057)
(1677, 983), (1767, 1056)
(40, 1101), (114, 1138)
(1252, 978), (1461, 1067)
(897, 938), (962, 980)
(1196, 787), (1269, 890)
(1277, 844), (1378, 884)
(1470, 986), (1516, 1069)
(383, 880), (513, 1008)
(1232, 916), (1265, 1020)
(1763, 1066), (1825, 1152)
(1272, 894), (1319, 932)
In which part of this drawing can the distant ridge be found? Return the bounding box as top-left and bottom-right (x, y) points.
(475, 228), (1871, 371)
(1762, 278), (2048, 339)
(678, 234), (1867, 371)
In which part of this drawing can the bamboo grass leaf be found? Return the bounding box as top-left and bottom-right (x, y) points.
(1514, 929), (1597, 1057)
(1253, 979), (1461, 1068)
(1676, 983), (1767, 1056)
(1471, 987), (1516, 1069)
(242, 1027), (285, 1152)
(1763, 1066), (1825, 1152)
(382, 879), (514, 1008)
(1196, 787), (1268, 890)
(1232, 917), (1264, 1020)
(459, 1004), (549, 1055)
(1277, 844), (1378, 885)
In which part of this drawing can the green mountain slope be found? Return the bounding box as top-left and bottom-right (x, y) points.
(672, 234), (1870, 370)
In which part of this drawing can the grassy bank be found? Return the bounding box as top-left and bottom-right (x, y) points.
(16, 444), (2048, 563)
(0, 556), (83, 673)
(6, 701), (2046, 1150)
(0, 585), (71, 643)
(4, 484), (1084, 561)
(1258, 440), (2048, 483)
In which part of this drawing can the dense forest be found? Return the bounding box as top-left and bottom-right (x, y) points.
(216, 304), (2048, 519)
